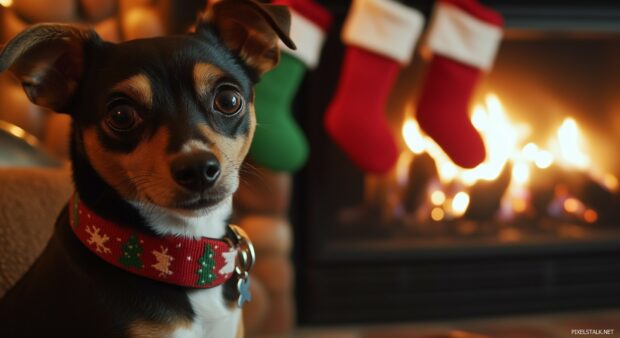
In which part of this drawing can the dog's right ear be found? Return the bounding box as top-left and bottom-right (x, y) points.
(199, 0), (296, 77)
(0, 24), (100, 113)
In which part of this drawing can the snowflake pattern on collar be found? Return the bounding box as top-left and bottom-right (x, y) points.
(69, 194), (238, 289)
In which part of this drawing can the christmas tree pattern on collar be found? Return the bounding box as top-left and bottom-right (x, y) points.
(69, 194), (240, 289)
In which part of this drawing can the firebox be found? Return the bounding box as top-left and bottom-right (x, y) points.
(293, 1), (620, 324)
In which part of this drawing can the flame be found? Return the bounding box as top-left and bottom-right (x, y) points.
(512, 162), (530, 185)
(401, 113), (460, 184)
(395, 152), (413, 186)
(451, 192), (470, 217)
(521, 143), (539, 161)
(522, 143), (554, 170)
(603, 173), (619, 192)
(0, 0), (12, 7)
(534, 150), (554, 169)
(402, 119), (426, 155)
(554, 118), (590, 169)
(475, 94), (529, 181)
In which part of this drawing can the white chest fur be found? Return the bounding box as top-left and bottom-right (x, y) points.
(173, 287), (241, 338)
(135, 197), (242, 338)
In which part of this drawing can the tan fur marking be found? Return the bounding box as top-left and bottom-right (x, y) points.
(129, 319), (191, 338)
(83, 126), (179, 206)
(181, 140), (210, 153)
(196, 121), (253, 172)
(193, 63), (224, 96)
(112, 74), (153, 108)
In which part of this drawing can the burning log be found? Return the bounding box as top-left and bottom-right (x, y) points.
(530, 165), (568, 217)
(530, 164), (619, 223)
(567, 171), (617, 223)
(465, 163), (512, 221)
(403, 153), (437, 214)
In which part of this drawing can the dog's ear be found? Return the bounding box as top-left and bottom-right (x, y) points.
(0, 24), (100, 113)
(199, 0), (296, 76)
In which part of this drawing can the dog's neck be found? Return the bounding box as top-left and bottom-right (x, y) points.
(131, 197), (232, 239)
(70, 133), (231, 240)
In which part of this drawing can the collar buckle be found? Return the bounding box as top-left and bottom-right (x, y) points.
(226, 224), (255, 307)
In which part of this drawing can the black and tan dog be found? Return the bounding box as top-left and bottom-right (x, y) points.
(0, 1), (294, 337)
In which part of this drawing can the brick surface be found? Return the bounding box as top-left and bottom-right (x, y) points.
(234, 165), (291, 215)
(252, 255), (294, 296)
(243, 275), (270, 335)
(239, 216), (292, 256)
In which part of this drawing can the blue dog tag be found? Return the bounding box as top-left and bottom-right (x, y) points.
(237, 276), (252, 307)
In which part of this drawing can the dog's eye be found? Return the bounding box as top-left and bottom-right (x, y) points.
(105, 105), (141, 132)
(213, 87), (243, 115)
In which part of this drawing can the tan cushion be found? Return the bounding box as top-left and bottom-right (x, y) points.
(0, 167), (72, 297)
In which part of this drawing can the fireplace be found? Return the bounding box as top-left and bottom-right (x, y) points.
(293, 1), (620, 324)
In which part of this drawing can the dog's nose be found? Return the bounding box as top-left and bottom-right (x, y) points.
(171, 152), (221, 191)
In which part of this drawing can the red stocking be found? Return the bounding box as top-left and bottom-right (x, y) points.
(416, 0), (503, 168)
(324, 0), (424, 174)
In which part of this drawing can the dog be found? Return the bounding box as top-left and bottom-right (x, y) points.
(0, 0), (294, 337)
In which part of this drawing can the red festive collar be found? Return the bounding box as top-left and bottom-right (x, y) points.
(68, 194), (252, 295)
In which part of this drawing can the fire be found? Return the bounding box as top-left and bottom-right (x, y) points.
(512, 162), (530, 185)
(534, 150), (554, 169)
(451, 192), (470, 217)
(401, 119), (426, 155)
(522, 143), (554, 169)
(603, 174), (619, 192)
(402, 93), (528, 187)
(430, 190), (446, 206)
(401, 93), (618, 220)
(0, 0), (12, 7)
(554, 118), (591, 169)
(431, 207), (445, 221)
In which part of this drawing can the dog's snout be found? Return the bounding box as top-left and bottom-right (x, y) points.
(171, 152), (221, 191)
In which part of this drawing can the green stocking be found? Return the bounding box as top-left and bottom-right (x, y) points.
(249, 53), (308, 172)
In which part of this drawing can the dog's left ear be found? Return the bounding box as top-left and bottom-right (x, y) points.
(199, 0), (296, 76)
(0, 24), (100, 113)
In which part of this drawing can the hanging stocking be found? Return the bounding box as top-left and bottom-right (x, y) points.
(249, 0), (332, 172)
(416, 0), (503, 168)
(324, 0), (424, 174)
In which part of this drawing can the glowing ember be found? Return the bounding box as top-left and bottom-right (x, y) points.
(431, 207), (445, 221)
(584, 209), (598, 223)
(430, 190), (446, 206)
(564, 198), (582, 214)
